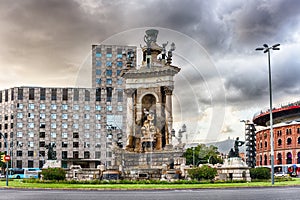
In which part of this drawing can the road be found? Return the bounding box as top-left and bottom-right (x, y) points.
(0, 187), (299, 200)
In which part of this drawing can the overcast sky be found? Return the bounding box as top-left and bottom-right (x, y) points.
(1, 0), (300, 142)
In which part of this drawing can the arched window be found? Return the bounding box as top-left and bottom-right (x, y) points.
(278, 139), (282, 146)
(298, 137), (300, 145)
(287, 152), (292, 164)
(287, 138), (292, 145)
(277, 153), (282, 165)
(297, 152), (300, 164)
(264, 154), (268, 165)
(259, 155), (262, 165)
(264, 141), (268, 148)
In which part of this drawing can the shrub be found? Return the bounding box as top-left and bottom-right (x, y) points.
(41, 168), (66, 181)
(188, 165), (217, 181)
(250, 167), (270, 180)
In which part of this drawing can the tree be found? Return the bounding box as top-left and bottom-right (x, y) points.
(183, 144), (223, 166)
(188, 165), (217, 181)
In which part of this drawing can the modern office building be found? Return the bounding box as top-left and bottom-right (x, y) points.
(0, 44), (136, 169)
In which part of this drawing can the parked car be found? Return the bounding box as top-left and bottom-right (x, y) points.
(274, 172), (288, 177)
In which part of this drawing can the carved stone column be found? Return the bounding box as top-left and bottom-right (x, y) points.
(124, 88), (136, 150)
(164, 86), (174, 146)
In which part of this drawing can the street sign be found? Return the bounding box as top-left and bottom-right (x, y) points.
(4, 155), (10, 162)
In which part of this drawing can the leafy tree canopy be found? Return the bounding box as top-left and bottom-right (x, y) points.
(183, 144), (223, 166)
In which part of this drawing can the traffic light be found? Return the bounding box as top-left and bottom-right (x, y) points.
(1, 154), (5, 162)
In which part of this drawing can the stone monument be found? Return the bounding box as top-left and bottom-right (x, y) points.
(217, 137), (251, 182)
(113, 29), (185, 179)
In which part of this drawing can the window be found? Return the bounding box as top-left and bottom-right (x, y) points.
(106, 87), (112, 101)
(117, 89), (123, 102)
(84, 151), (90, 159)
(28, 103), (35, 109)
(28, 151), (34, 157)
(106, 69), (112, 76)
(73, 89), (79, 101)
(73, 151), (79, 159)
(106, 48), (112, 57)
(51, 132), (56, 138)
(17, 151), (23, 157)
(73, 142), (79, 148)
(73, 132), (79, 138)
(51, 104), (57, 110)
(95, 114), (101, 120)
(85, 90), (90, 101)
(277, 153), (282, 165)
(29, 88), (35, 100)
(95, 151), (101, 158)
(73, 114), (79, 119)
(95, 133), (101, 138)
(287, 152), (292, 164)
(96, 88), (101, 101)
(17, 112), (23, 118)
(28, 141), (34, 147)
(117, 105), (123, 112)
(51, 114), (57, 119)
(51, 123), (57, 129)
(39, 141), (45, 147)
(96, 69), (101, 75)
(106, 78), (112, 84)
(278, 139), (282, 146)
(17, 132), (23, 137)
(96, 105), (101, 111)
(106, 105), (112, 111)
(18, 88), (23, 100)
(62, 104), (68, 110)
(84, 133), (90, 138)
(84, 124), (90, 129)
(17, 103), (23, 109)
(287, 138), (292, 145)
(40, 88), (46, 100)
(298, 128), (300, 134)
(84, 114), (90, 119)
(106, 61), (112, 67)
(28, 113), (34, 119)
(62, 151), (68, 159)
(62, 132), (68, 138)
(62, 88), (68, 101)
(17, 122), (23, 128)
(298, 137), (300, 145)
(28, 132), (34, 137)
(73, 104), (79, 110)
(95, 51), (102, 57)
(117, 61), (123, 67)
(96, 78), (101, 84)
(62, 123), (68, 129)
(84, 142), (90, 148)
(96, 60), (102, 66)
(62, 114), (68, 119)
(62, 142), (68, 148)
(96, 124), (101, 130)
(28, 160), (34, 168)
(40, 104), (46, 109)
(40, 122), (45, 128)
(73, 123), (79, 129)
(84, 105), (90, 110)
(51, 88), (57, 100)
(39, 132), (45, 138)
(264, 141), (267, 148)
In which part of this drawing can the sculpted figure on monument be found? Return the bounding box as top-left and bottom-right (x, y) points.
(228, 137), (245, 158)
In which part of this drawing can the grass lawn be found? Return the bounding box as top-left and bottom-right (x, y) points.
(1, 178), (300, 190)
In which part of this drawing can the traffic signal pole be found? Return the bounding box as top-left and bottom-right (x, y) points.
(0, 133), (9, 186)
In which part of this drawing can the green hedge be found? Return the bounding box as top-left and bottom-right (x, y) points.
(41, 168), (66, 181)
(249, 167), (270, 180)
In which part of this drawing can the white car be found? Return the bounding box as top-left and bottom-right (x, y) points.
(274, 172), (288, 177)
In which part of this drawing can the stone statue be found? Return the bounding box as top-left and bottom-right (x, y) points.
(46, 143), (57, 160)
(229, 137), (245, 158)
(144, 29), (159, 47)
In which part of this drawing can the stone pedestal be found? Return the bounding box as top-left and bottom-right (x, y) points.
(217, 157), (251, 182)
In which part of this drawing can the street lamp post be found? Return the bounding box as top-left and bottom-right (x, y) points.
(256, 43), (280, 185)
